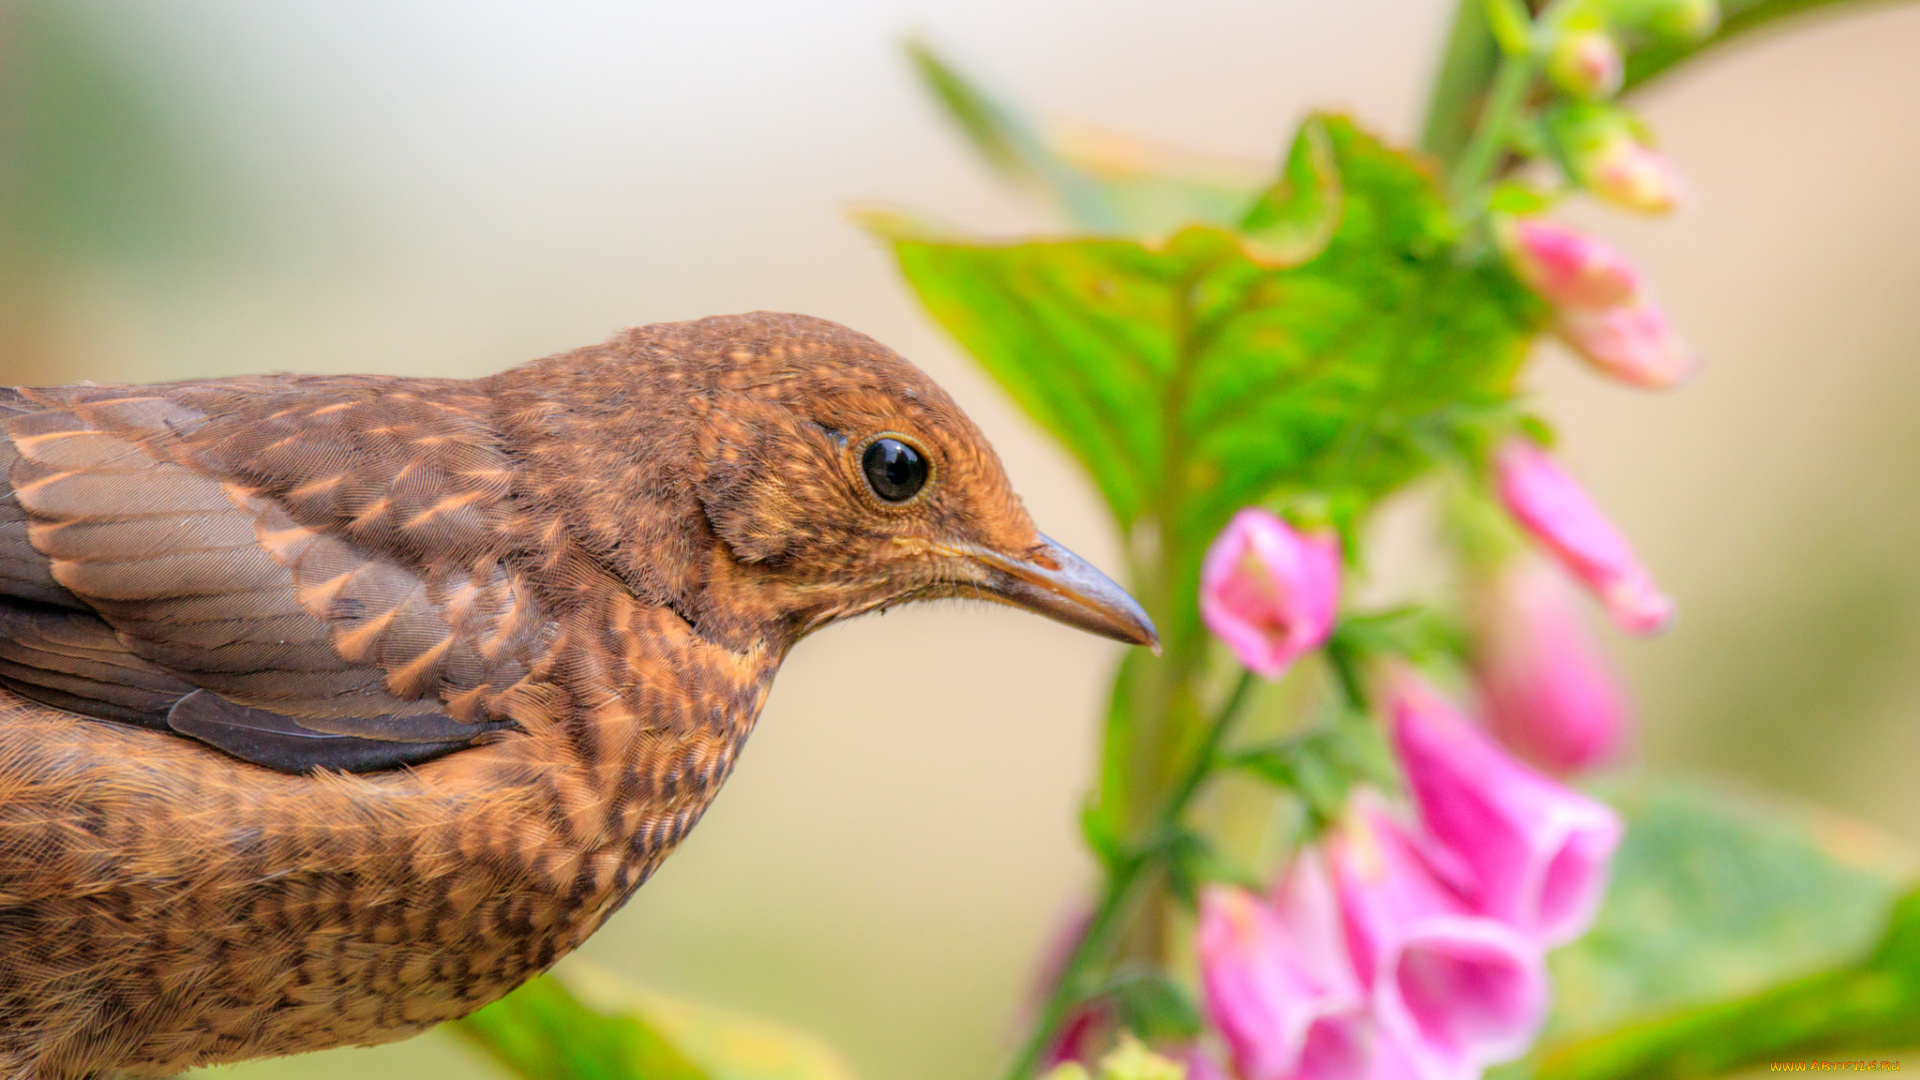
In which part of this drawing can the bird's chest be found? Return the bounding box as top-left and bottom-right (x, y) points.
(253, 644), (777, 1055)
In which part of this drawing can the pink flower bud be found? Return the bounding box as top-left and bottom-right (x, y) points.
(1555, 298), (1696, 388)
(1388, 672), (1623, 947)
(1198, 880), (1365, 1080)
(1200, 509), (1341, 679)
(1548, 28), (1624, 100)
(1473, 561), (1634, 775)
(1327, 800), (1550, 1070)
(1499, 218), (1696, 389)
(1494, 440), (1675, 635)
(1502, 218), (1642, 309)
(1585, 132), (1689, 215)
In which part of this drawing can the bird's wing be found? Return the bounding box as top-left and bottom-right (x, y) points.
(0, 381), (553, 773)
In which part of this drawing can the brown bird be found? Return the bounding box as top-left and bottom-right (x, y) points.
(0, 312), (1154, 1079)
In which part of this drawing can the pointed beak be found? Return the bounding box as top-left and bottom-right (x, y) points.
(964, 533), (1159, 652)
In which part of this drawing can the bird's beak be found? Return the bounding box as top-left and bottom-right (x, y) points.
(963, 533), (1159, 652)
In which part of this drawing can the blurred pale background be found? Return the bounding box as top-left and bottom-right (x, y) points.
(2, 2), (1916, 1078)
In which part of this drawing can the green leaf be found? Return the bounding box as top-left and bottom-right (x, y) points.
(454, 967), (856, 1080)
(1236, 116), (1341, 267)
(1621, 0), (1899, 94)
(904, 36), (1042, 185)
(1528, 890), (1920, 1080)
(877, 115), (1541, 644)
(903, 39), (1263, 237)
(1504, 776), (1917, 1080)
(1230, 717), (1392, 829)
(1097, 967), (1205, 1043)
(454, 975), (711, 1080)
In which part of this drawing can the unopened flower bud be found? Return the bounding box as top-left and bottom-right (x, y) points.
(1586, 132), (1689, 215)
(1501, 217), (1641, 309)
(1548, 28), (1624, 100)
(1200, 509), (1341, 679)
(1550, 104), (1689, 216)
(1494, 440), (1675, 636)
(1095, 1036), (1188, 1080)
(1499, 217), (1696, 388)
(1473, 560), (1634, 775)
(1610, 0), (1721, 42)
(1556, 298), (1697, 388)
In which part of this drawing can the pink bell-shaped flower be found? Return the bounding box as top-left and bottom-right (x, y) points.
(1472, 560), (1634, 775)
(1198, 879), (1365, 1080)
(1326, 800), (1550, 1072)
(1494, 440), (1675, 636)
(1388, 672), (1623, 947)
(1199, 508), (1341, 678)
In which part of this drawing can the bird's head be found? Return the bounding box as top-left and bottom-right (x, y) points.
(669, 313), (1156, 652)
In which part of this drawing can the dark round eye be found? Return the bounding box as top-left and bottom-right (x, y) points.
(861, 437), (928, 503)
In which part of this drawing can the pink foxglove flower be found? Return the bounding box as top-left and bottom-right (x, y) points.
(1389, 672), (1623, 947)
(1502, 218), (1695, 389)
(1198, 881), (1365, 1080)
(1327, 801), (1550, 1072)
(1273, 851), (1426, 1080)
(1473, 560), (1634, 774)
(1494, 440), (1675, 636)
(1200, 509), (1341, 678)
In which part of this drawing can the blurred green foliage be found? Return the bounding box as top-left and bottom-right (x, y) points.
(0, 0), (205, 266)
(456, 966), (855, 1080)
(1522, 779), (1920, 1079)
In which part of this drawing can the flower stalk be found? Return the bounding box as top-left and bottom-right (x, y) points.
(1007, 670), (1261, 1080)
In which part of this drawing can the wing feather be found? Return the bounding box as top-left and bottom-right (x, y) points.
(0, 383), (549, 772)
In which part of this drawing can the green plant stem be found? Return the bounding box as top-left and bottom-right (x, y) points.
(1420, 0), (1503, 167)
(1005, 670), (1259, 1080)
(1445, 30), (1542, 215)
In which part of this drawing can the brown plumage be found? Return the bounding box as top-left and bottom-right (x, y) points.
(0, 313), (1154, 1079)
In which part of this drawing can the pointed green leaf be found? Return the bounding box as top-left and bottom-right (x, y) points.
(903, 38), (1118, 230)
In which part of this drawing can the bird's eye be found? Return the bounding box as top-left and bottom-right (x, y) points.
(861, 437), (928, 503)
